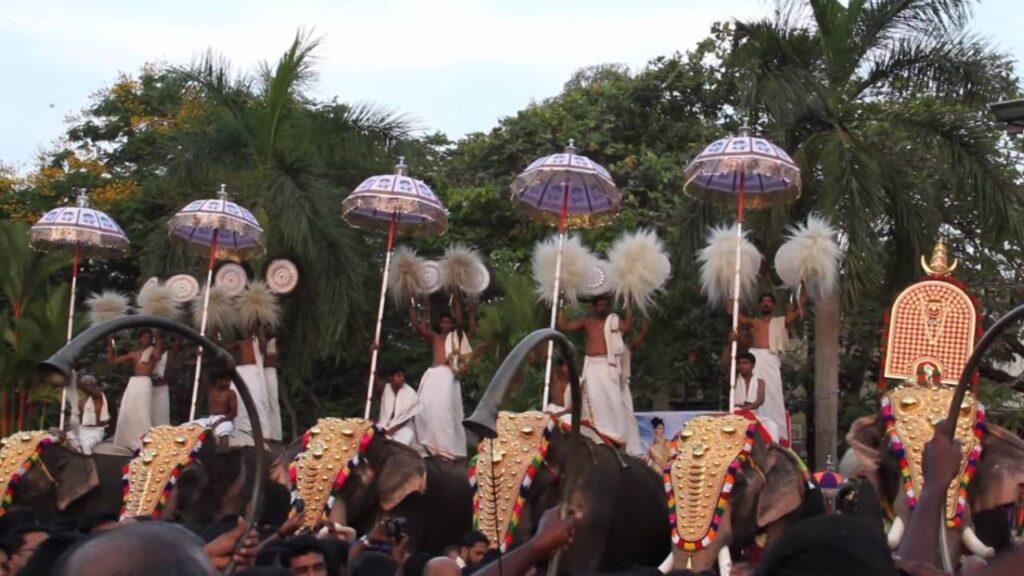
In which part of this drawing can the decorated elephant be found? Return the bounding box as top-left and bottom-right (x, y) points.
(285, 417), (473, 553)
(464, 329), (671, 574)
(844, 381), (1024, 564)
(661, 414), (813, 574)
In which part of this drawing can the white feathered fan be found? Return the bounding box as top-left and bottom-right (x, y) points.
(698, 224), (763, 305)
(237, 280), (281, 330)
(137, 282), (181, 319)
(439, 244), (489, 298)
(532, 234), (596, 306)
(192, 286), (235, 334)
(607, 229), (671, 313)
(86, 290), (131, 325)
(774, 214), (841, 300)
(388, 246), (428, 305)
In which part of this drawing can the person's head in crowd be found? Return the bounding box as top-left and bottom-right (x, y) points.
(441, 545), (460, 561)
(348, 551), (398, 576)
(280, 535), (328, 576)
(388, 367), (407, 391)
(402, 553), (433, 576)
(736, 349), (756, 378)
(261, 482), (293, 531)
(652, 417), (665, 440)
(754, 514), (898, 576)
(423, 557), (461, 576)
(458, 530), (489, 567)
(256, 540), (288, 567)
(17, 530), (83, 576)
(236, 569), (291, 576)
(54, 521), (215, 575)
(8, 524), (49, 574)
(318, 537), (349, 576)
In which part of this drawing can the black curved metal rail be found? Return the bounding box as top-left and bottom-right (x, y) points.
(40, 315), (266, 575)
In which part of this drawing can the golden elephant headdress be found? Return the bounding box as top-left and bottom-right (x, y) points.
(121, 424), (208, 519)
(0, 431), (56, 515)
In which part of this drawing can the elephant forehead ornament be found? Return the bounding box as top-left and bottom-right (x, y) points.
(469, 411), (553, 552)
(0, 431), (56, 515)
(289, 418), (375, 532)
(666, 414), (756, 551)
(881, 383), (985, 528)
(121, 424), (208, 519)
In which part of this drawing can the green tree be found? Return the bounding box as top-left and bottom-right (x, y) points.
(730, 0), (1023, 466)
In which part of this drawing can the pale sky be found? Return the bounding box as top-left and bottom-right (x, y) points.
(2, 0), (1022, 171)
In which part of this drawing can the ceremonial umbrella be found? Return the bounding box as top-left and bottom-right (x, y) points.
(511, 141), (622, 406)
(342, 158), (448, 419)
(169, 184), (264, 420)
(29, 190), (130, 429)
(684, 127), (801, 411)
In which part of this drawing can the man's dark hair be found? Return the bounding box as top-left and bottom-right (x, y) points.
(53, 521), (212, 576)
(651, 417), (665, 428)
(389, 366), (406, 377)
(460, 529), (489, 549)
(319, 538), (350, 574)
(76, 513), (119, 534)
(18, 530), (82, 576)
(759, 292), (776, 304)
(754, 515), (898, 576)
(402, 553), (434, 576)
(136, 328), (153, 338)
(278, 535), (325, 568)
(737, 350), (756, 365)
(350, 550), (399, 576)
(439, 312), (455, 322)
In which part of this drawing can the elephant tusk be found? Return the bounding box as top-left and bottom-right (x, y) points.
(718, 546), (733, 576)
(887, 517), (905, 549)
(962, 526), (995, 559)
(657, 552), (673, 574)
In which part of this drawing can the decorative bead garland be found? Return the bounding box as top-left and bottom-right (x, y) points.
(665, 424), (755, 551)
(469, 419), (554, 552)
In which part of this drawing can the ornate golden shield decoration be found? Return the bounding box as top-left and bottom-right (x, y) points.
(0, 431), (56, 514)
(121, 424), (208, 518)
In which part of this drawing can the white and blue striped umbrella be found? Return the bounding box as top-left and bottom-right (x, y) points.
(512, 140), (621, 228)
(684, 128), (801, 209)
(168, 184), (264, 261)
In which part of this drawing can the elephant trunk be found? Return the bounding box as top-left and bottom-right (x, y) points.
(962, 526), (995, 558)
(887, 516), (905, 549)
(463, 329), (581, 438)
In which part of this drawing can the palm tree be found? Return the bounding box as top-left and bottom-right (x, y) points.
(731, 0), (1022, 467)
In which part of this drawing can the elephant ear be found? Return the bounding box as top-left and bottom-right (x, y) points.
(756, 446), (807, 528)
(972, 423), (1024, 513)
(40, 445), (99, 511)
(375, 440), (427, 511)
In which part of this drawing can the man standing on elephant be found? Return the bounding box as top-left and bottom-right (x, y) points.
(728, 291), (805, 444)
(107, 328), (163, 451)
(557, 295), (640, 455)
(409, 298), (473, 459)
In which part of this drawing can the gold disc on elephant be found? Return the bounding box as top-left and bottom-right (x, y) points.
(886, 384), (979, 522)
(122, 424), (207, 518)
(473, 411), (550, 550)
(670, 414), (751, 543)
(0, 430), (55, 510)
(292, 418), (374, 531)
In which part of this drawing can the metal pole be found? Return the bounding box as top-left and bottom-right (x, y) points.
(728, 172), (746, 413)
(58, 241), (81, 431)
(188, 229), (219, 421)
(541, 187), (570, 407)
(364, 214), (398, 419)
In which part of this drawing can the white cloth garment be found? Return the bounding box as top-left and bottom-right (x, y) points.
(749, 348), (788, 442)
(619, 348), (644, 457)
(264, 337), (283, 441)
(581, 355), (630, 446)
(191, 416), (235, 438)
(378, 383), (420, 446)
(151, 384), (170, 426)
(113, 375), (153, 451)
(414, 365), (467, 458)
(444, 331), (473, 372)
(81, 394), (110, 426)
(234, 363), (270, 442)
(768, 316), (789, 354)
(79, 393), (110, 455)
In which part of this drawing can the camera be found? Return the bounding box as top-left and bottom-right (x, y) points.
(384, 516), (407, 540)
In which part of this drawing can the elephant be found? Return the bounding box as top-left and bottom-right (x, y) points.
(844, 408), (1024, 564)
(661, 414), (813, 574)
(283, 418), (473, 554)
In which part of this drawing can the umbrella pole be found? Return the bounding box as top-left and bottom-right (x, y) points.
(188, 230), (219, 421)
(542, 189), (570, 407)
(58, 242), (81, 431)
(364, 214), (397, 419)
(728, 174), (746, 413)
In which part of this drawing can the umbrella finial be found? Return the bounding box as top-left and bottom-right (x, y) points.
(217, 183), (229, 200)
(395, 157), (408, 176)
(75, 189), (90, 208)
(825, 453), (835, 472)
(738, 125), (753, 137)
(565, 139), (577, 154)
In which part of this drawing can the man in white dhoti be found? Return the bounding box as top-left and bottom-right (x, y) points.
(229, 332), (271, 446)
(558, 296), (639, 452)
(410, 302), (471, 459)
(734, 350), (781, 439)
(108, 329), (159, 451)
(377, 367), (420, 446)
(264, 331), (283, 441)
(149, 333), (171, 426)
(729, 292), (805, 444)
(77, 375), (110, 455)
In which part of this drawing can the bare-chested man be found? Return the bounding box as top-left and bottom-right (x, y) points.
(108, 329), (163, 451)
(727, 291), (805, 442)
(409, 298), (474, 459)
(557, 295), (641, 454)
(193, 369), (238, 449)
